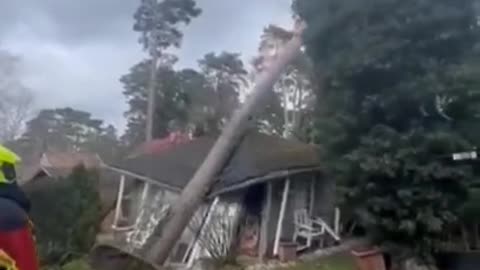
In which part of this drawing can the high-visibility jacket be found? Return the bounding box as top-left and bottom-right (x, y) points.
(0, 249), (19, 270)
(0, 198), (38, 270)
(0, 145), (38, 270)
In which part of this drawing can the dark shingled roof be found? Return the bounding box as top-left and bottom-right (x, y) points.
(112, 132), (322, 194)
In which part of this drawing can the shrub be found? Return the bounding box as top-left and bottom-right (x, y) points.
(27, 166), (101, 265)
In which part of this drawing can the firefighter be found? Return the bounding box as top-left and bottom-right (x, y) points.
(0, 145), (39, 270)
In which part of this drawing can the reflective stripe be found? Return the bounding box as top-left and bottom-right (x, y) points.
(0, 250), (19, 270)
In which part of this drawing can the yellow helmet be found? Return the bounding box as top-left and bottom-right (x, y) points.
(0, 145), (21, 183)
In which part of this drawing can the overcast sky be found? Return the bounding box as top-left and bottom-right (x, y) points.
(0, 0), (293, 131)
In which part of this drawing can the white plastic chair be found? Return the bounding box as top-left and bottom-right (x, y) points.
(293, 209), (325, 250)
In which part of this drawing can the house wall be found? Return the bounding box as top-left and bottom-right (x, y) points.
(101, 172), (334, 261)
(112, 181), (215, 263)
(100, 210), (116, 233)
(100, 175), (180, 231)
(193, 194), (245, 261)
(125, 180), (147, 225)
(283, 176), (311, 239)
(311, 173), (335, 224)
(98, 169), (122, 215)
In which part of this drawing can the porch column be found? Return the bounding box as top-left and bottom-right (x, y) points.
(113, 174), (126, 227)
(309, 176), (315, 216)
(273, 178), (290, 256)
(334, 207), (341, 236)
(258, 182), (273, 261)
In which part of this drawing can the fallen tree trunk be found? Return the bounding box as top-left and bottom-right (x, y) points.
(145, 22), (306, 266)
(300, 238), (370, 262)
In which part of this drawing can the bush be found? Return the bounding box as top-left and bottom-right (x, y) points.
(61, 259), (92, 270)
(27, 166), (102, 265)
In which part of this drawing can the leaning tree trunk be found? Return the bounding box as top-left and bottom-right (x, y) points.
(145, 22), (307, 266)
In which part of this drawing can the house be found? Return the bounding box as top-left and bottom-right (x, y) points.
(100, 131), (338, 266)
(20, 151), (119, 217)
(98, 132), (192, 236)
(21, 151), (104, 182)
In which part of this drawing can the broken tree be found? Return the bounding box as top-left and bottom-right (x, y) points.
(146, 21), (307, 265)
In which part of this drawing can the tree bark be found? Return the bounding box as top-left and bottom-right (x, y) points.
(145, 51), (158, 142)
(145, 23), (306, 266)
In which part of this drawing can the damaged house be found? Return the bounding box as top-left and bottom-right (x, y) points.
(100, 131), (339, 266)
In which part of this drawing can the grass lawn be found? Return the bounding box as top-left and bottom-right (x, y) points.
(280, 255), (356, 270)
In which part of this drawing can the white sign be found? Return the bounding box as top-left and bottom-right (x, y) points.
(452, 151), (477, 161)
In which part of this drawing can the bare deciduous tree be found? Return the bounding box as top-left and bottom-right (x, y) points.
(253, 25), (314, 139)
(0, 50), (33, 142)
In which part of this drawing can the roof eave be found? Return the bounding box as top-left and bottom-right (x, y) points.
(208, 166), (323, 198)
(101, 164), (322, 198)
(101, 164), (183, 193)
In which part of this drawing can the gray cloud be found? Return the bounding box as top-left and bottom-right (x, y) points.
(0, 0), (138, 45)
(0, 0), (292, 131)
(35, 0), (136, 42)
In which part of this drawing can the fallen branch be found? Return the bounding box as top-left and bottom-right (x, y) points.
(300, 238), (370, 262)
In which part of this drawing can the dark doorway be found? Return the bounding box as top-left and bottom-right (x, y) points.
(243, 183), (266, 216)
(238, 183), (266, 257)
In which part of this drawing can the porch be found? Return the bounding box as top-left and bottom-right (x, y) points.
(97, 132), (339, 266)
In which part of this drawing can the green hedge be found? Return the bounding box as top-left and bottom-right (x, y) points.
(461, 187), (480, 223)
(27, 166), (101, 265)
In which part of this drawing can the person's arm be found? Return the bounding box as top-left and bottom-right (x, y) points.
(10, 183), (31, 213)
(0, 183), (31, 213)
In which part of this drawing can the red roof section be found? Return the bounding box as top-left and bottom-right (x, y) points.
(129, 132), (192, 158)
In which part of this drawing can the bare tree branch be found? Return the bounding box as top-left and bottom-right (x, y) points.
(0, 51), (34, 142)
